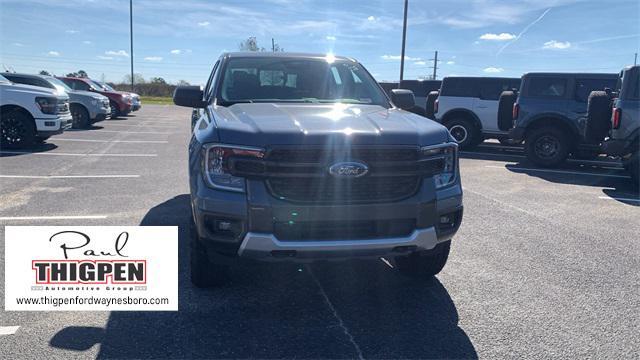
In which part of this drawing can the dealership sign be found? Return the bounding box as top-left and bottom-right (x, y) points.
(4, 226), (178, 311)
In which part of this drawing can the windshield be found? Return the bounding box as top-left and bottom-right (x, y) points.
(0, 74), (10, 83)
(47, 77), (72, 92)
(100, 82), (115, 91)
(218, 57), (389, 107)
(88, 79), (106, 91)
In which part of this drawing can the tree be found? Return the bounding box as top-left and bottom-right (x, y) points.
(65, 70), (88, 78)
(39, 70), (51, 76)
(176, 80), (190, 86)
(239, 37), (265, 52)
(150, 77), (167, 84)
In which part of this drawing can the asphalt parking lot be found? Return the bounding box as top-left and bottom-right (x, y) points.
(1, 105), (639, 359)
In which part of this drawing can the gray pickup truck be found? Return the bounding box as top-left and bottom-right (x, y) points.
(173, 52), (464, 287)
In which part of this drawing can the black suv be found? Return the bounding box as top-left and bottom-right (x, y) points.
(499, 72), (617, 166)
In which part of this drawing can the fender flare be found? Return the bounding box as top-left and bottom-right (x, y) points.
(440, 108), (483, 131)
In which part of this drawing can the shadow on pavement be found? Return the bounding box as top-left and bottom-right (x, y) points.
(49, 194), (477, 359)
(461, 145), (637, 204)
(0, 143), (58, 157)
(66, 125), (104, 132)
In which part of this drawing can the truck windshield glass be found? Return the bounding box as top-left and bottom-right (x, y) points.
(0, 74), (10, 83)
(88, 80), (106, 91)
(48, 77), (73, 92)
(100, 82), (115, 91)
(218, 57), (389, 107)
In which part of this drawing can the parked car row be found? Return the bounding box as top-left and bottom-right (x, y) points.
(0, 73), (141, 149)
(378, 68), (637, 183)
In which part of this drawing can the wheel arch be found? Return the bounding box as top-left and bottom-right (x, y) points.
(524, 114), (580, 147)
(0, 104), (36, 123)
(441, 108), (482, 131)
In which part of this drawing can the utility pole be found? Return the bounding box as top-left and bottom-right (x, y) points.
(429, 51), (439, 80)
(129, 0), (134, 92)
(272, 38), (275, 52)
(398, 0), (408, 87)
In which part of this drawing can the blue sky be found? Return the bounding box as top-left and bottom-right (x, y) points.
(1, 0), (639, 85)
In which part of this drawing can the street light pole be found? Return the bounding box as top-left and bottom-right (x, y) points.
(129, 0), (134, 92)
(398, 0), (408, 87)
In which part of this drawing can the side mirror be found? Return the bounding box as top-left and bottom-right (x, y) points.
(391, 89), (416, 110)
(173, 86), (207, 108)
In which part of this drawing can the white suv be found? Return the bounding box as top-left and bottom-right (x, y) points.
(0, 73), (72, 148)
(434, 76), (520, 149)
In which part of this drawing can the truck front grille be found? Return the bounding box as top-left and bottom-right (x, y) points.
(232, 146), (444, 204)
(267, 176), (420, 203)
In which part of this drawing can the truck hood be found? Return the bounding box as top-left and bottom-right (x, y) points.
(211, 103), (450, 146)
(70, 90), (108, 101)
(1, 82), (68, 99)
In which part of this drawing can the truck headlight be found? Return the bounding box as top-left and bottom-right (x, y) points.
(35, 97), (58, 114)
(421, 143), (458, 189)
(202, 144), (265, 192)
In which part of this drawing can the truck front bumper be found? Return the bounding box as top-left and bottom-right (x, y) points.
(192, 175), (463, 262)
(238, 226), (447, 261)
(35, 113), (72, 136)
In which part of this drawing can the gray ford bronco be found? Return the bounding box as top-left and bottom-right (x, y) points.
(173, 53), (463, 287)
(586, 65), (639, 184)
(499, 72), (617, 167)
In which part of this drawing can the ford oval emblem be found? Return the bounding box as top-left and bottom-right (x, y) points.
(328, 162), (369, 178)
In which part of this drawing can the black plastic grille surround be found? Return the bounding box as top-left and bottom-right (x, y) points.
(231, 146), (445, 204)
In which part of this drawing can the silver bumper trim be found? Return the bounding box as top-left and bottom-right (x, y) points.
(237, 227), (443, 260)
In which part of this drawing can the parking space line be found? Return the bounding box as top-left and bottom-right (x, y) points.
(0, 326), (20, 336)
(485, 165), (630, 178)
(598, 196), (640, 203)
(0, 175), (140, 179)
(104, 123), (178, 129)
(0, 151), (157, 157)
(55, 138), (168, 144)
(66, 129), (171, 135)
(0, 215), (108, 220)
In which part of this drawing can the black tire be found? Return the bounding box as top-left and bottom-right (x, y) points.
(0, 109), (37, 149)
(585, 91), (612, 143)
(110, 101), (120, 118)
(525, 126), (570, 167)
(424, 91), (439, 119)
(395, 241), (451, 278)
(446, 118), (479, 150)
(189, 217), (228, 288)
(70, 104), (90, 129)
(498, 91), (517, 131)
